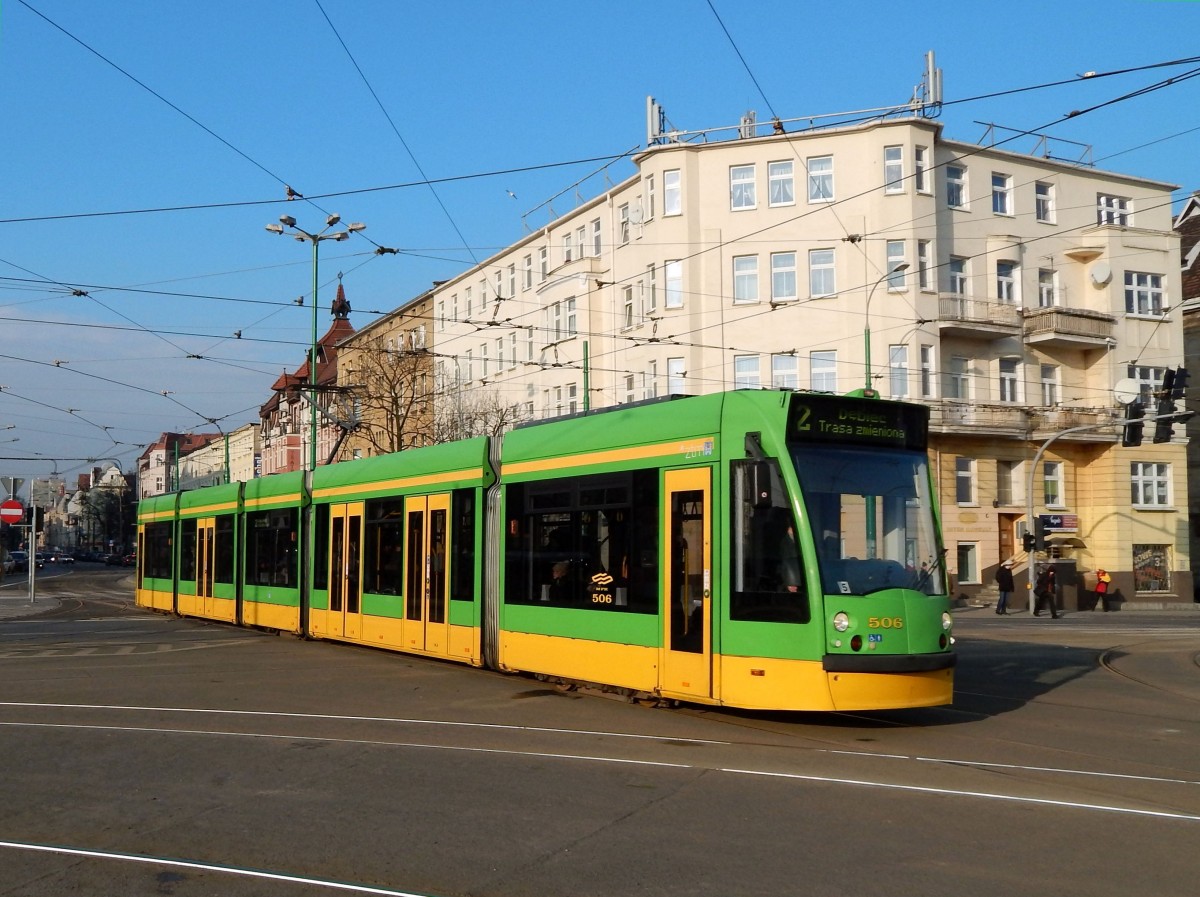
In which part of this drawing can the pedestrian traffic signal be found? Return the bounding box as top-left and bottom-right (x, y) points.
(1022, 518), (1045, 553)
(1121, 399), (1144, 447)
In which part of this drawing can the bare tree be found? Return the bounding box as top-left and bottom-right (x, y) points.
(431, 365), (532, 443)
(338, 335), (435, 457)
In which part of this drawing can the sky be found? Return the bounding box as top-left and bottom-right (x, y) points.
(2, 0), (1199, 489)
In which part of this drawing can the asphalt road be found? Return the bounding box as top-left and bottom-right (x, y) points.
(0, 568), (1197, 896)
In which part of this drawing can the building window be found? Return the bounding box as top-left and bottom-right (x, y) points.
(667, 357), (686, 394)
(730, 165), (756, 210)
(622, 286), (635, 329)
(917, 240), (933, 291)
(999, 358), (1021, 402)
(955, 457), (976, 504)
(992, 173), (1013, 215)
(1132, 544), (1170, 592)
(645, 263), (658, 313)
(996, 460), (1022, 506)
(884, 146), (904, 193)
(946, 164), (967, 208)
(1124, 271), (1165, 316)
(576, 227), (586, 259)
(1035, 181), (1055, 222)
(956, 543), (979, 584)
(644, 175), (655, 221)
(539, 247), (548, 281)
(618, 204), (631, 244)
(886, 241), (907, 290)
(733, 255), (759, 304)
(1040, 364), (1059, 405)
(645, 361), (658, 399)
(771, 354), (798, 389)
(591, 218), (602, 255)
(1131, 462), (1171, 508)
(1043, 460), (1065, 507)
(888, 345), (908, 398)
(810, 351), (837, 392)
(1038, 269), (1058, 307)
(949, 256), (969, 297)
(523, 255), (532, 291)
(1097, 193), (1131, 226)
(568, 383), (579, 414)
(734, 355), (760, 389)
(920, 345), (935, 398)
(624, 374), (636, 404)
(915, 146), (930, 193)
(664, 169), (681, 216)
(768, 160), (794, 206)
(562, 233), (573, 264)
(1128, 364), (1167, 400)
(665, 260), (683, 309)
(771, 252), (797, 303)
(947, 356), (970, 401)
(809, 249), (836, 297)
(807, 155), (833, 202)
(996, 261), (1017, 303)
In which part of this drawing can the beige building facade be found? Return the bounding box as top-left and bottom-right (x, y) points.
(415, 113), (1189, 607)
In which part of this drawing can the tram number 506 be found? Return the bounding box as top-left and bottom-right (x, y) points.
(868, 616), (904, 629)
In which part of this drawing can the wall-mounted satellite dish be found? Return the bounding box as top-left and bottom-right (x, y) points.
(1090, 261), (1113, 287)
(628, 203), (645, 225)
(1112, 377), (1140, 405)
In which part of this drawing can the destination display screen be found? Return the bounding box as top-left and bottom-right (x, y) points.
(786, 393), (928, 451)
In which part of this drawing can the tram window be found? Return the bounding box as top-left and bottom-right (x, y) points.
(312, 504), (330, 591)
(363, 498), (404, 595)
(504, 470), (658, 613)
(730, 460), (810, 623)
(179, 518), (198, 582)
(245, 508), (299, 588)
(450, 489), (476, 601)
(214, 515), (235, 584)
(143, 522), (173, 580)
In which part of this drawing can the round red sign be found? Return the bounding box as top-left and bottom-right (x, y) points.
(0, 499), (24, 523)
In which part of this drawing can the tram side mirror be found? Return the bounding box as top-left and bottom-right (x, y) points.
(751, 460), (774, 509)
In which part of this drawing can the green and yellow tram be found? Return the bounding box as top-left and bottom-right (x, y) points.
(137, 390), (954, 711)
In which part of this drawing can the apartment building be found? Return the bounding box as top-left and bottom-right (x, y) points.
(424, 111), (1188, 607)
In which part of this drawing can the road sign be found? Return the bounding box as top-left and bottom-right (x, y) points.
(0, 499), (24, 524)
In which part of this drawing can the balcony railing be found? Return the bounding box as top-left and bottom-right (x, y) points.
(938, 296), (1022, 336)
(1024, 306), (1115, 346)
(928, 403), (1029, 434)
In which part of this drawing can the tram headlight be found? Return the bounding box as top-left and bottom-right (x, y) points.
(941, 612), (953, 631)
(832, 612), (850, 632)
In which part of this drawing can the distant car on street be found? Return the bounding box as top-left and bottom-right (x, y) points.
(105, 553), (123, 566)
(50, 550), (74, 564)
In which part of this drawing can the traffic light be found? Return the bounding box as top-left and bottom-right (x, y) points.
(1152, 367), (1188, 443)
(1121, 398), (1145, 447)
(1022, 517), (1045, 553)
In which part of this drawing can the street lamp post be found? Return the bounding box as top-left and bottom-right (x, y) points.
(266, 214), (366, 472)
(863, 263), (910, 391)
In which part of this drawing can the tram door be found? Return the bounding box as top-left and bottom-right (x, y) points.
(662, 468), (712, 701)
(196, 517), (217, 617)
(403, 494), (451, 656)
(327, 502), (365, 640)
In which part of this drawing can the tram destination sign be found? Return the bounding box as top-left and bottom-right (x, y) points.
(787, 394), (928, 451)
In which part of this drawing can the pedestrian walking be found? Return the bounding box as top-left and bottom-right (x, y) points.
(1033, 565), (1059, 618)
(1094, 568), (1112, 612)
(994, 560), (1014, 615)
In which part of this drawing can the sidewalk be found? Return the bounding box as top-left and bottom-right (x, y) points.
(0, 577), (62, 619)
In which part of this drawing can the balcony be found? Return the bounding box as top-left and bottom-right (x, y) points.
(938, 296), (1022, 339)
(928, 403), (1030, 437)
(1024, 306), (1115, 348)
(1030, 407), (1119, 442)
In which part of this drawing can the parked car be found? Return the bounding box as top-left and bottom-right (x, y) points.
(2, 553), (16, 574)
(10, 550), (41, 570)
(105, 553), (124, 566)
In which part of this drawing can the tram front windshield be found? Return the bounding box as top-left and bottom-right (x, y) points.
(792, 445), (945, 597)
